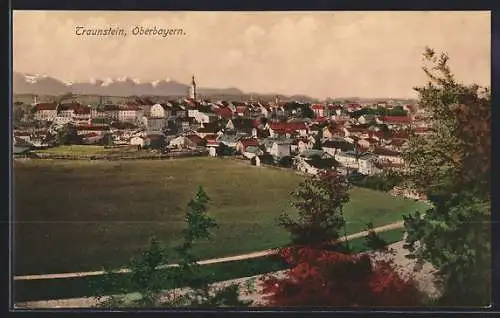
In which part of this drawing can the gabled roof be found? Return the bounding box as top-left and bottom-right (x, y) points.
(373, 147), (402, 157)
(185, 134), (204, 145)
(379, 116), (412, 124)
(213, 107), (233, 119)
(245, 146), (262, 154)
(238, 138), (260, 149)
(35, 103), (57, 111)
(311, 104), (324, 110)
(322, 140), (355, 152)
(269, 121), (308, 133)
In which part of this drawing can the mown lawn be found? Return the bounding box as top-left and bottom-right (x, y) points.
(14, 158), (427, 275)
(35, 145), (114, 155)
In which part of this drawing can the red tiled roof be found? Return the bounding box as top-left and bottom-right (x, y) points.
(235, 106), (248, 113)
(369, 131), (385, 140)
(313, 117), (328, 123)
(203, 134), (218, 141)
(380, 116), (412, 124)
(76, 125), (109, 131)
(364, 137), (379, 144)
(84, 132), (100, 138)
(74, 107), (90, 115)
(59, 102), (83, 110)
(390, 131), (409, 139)
(269, 121), (307, 133)
(311, 104), (324, 110)
(347, 103), (361, 109)
(35, 103), (57, 111)
(239, 138), (260, 149)
(185, 134), (203, 145)
(213, 107), (233, 119)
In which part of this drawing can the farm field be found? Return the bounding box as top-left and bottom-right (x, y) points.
(14, 158), (428, 275)
(35, 145), (137, 155)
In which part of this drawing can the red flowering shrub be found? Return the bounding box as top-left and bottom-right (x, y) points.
(261, 246), (423, 307)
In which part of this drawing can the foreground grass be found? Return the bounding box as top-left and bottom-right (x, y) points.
(14, 158), (427, 275)
(14, 228), (405, 302)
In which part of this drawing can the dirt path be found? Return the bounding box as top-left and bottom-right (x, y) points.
(14, 221), (405, 281)
(14, 238), (439, 309)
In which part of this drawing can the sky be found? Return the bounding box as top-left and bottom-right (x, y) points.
(13, 11), (491, 99)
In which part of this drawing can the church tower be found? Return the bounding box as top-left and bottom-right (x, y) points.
(188, 75), (197, 100)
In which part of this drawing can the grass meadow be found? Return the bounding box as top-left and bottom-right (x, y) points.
(14, 157), (427, 275)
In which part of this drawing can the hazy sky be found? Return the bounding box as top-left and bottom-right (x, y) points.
(13, 11), (490, 99)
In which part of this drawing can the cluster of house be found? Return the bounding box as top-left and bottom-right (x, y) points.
(13, 96), (432, 177)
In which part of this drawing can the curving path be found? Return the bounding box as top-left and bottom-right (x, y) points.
(14, 238), (439, 309)
(14, 221), (405, 281)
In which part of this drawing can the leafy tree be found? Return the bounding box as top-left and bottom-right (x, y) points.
(277, 171), (350, 247)
(364, 222), (389, 252)
(216, 143), (235, 156)
(260, 243), (423, 307)
(402, 47), (491, 306)
(99, 133), (114, 146)
(56, 123), (82, 145)
(13, 104), (27, 123)
(312, 135), (322, 150)
(278, 156), (293, 168)
(298, 104), (315, 119)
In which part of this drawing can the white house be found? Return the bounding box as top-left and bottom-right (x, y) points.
(357, 153), (381, 176)
(130, 136), (150, 148)
(334, 151), (359, 169)
(150, 103), (167, 118)
(118, 106), (142, 123)
(187, 108), (199, 118)
(243, 146), (264, 159)
(33, 103), (58, 121)
(53, 116), (73, 125)
(373, 147), (404, 164)
(269, 141), (291, 159)
(193, 112), (217, 124)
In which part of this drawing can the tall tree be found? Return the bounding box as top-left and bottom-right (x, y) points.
(56, 123), (82, 145)
(402, 47), (491, 306)
(277, 171), (350, 247)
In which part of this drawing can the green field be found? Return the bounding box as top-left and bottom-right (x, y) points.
(35, 145), (139, 156)
(14, 158), (427, 275)
(36, 145), (112, 154)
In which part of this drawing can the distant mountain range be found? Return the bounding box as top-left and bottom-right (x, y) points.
(13, 72), (245, 97)
(13, 72), (416, 104)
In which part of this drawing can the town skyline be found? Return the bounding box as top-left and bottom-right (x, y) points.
(13, 11), (491, 99)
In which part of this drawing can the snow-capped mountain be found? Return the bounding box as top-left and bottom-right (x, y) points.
(13, 72), (244, 97)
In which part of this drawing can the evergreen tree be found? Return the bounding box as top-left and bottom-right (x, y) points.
(278, 171), (350, 247)
(402, 47), (491, 306)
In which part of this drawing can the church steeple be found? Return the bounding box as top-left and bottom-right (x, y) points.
(189, 75), (197, 100)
